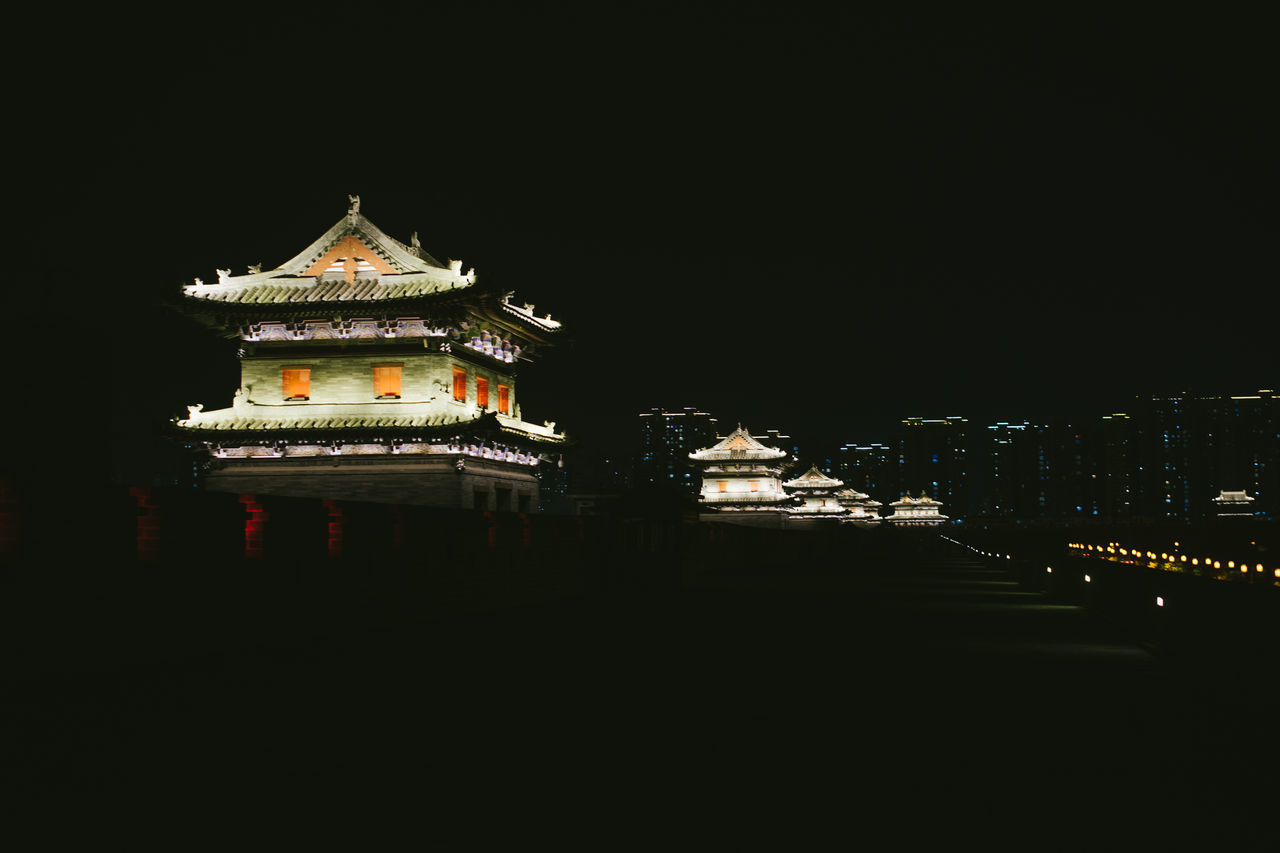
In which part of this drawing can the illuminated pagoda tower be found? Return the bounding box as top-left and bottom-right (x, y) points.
(835, 487), (883, 524)
(1212, 489), (1258, 519)
(689, 426), (794, 513)
(782, 466), (849, 519)
(884, 492), (949, 527)
(173, 196), (567, 511)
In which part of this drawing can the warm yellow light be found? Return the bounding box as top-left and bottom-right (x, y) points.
(1213, 561), (1220, 569)
(1228, 561), (1235, 568)
(1180, 555), (1187, 562)
(1173, 541), (1180, 547)
(1274, 569), (1279, 578)
(1084, 574), (1091, 583)
(1162, 554), (1169, 561)
(1046, 567), (1053, 574)
(1120, 548), (1128, 555)
(1241, 566), (1248, 573)
(1191, 558), (1198, 566)
(1156, 596), (1164, 607)
(1257, 564), (1264, 572)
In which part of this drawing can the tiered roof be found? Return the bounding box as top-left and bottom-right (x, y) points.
(782, 466), (843, 491)
(172, 197), (568, 452)
(884, 491), (949, 525)
(888, 492), (943, 508)
(689, 425), (788, 461)
(176, 408), (566, 448)
(177, 197), (562, 338)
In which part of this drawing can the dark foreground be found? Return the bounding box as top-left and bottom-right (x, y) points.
(5, 533), (1280, 846)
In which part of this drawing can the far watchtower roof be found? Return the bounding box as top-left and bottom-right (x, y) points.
(689, 425), (788, 461)
(783, 465), (844, 490)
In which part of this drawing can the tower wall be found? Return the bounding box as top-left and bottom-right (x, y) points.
(240, 351), (515, 411)
(202, 455), (538, 510)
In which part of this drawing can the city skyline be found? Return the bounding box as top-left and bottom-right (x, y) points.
(17, 8), (1271, 488)
(614, 390), (1277, 524)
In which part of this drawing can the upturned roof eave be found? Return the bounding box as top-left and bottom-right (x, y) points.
(171, 410), (569, 448)
(173, 288), (475, 317)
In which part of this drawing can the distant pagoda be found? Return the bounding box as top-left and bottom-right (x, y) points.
(884, 492), (948, 526)
(1212, 489), (1258, 519)
(782, 466), (848, 519)
(689, 426), (794, 512)
(172, 196), (567, 510)
(835, 487), (883, 524)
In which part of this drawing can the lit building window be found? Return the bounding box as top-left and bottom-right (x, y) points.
(452, 367), (466, 402)
(498, 384), (510, 414)
(718, 481), (728, 493)
(373, 364), (402, 398)
(282, 367), (311, 400)
(476, 376), (489, 409)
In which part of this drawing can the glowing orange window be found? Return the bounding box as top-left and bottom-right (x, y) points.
(749, 481), (759, 492)
(373, 364), (402, 398)
(282, 367), (311, 400)
(476, 377), (489, 409)
(497, 384), (510, 414)
(717, 481), (728, 493)
(452, 367), (466, 402)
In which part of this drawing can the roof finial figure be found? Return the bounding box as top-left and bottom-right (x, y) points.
(247, 263), (262, 274)
(347, 194), (361, 214)
(216, 269), (231, 284)
(410, 231), (421, 249)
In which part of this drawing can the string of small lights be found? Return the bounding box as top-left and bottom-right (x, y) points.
(1065, 541), (1277, 584)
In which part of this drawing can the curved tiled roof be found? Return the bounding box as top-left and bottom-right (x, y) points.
(185, 274), (463, 305)
(689, 425), (787, 461)
(174, 408), (568, 447)
(783, 465), (844, 489)
(176, 205), (563, 342)
(182, 208), (473, 303)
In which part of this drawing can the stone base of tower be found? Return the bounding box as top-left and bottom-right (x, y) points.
(202, 454), (539, 511)
(697, 510), (791, 529)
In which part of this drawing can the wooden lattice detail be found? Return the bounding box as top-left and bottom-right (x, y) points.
(304, 235), (398, 283)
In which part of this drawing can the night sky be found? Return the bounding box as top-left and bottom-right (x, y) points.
(22, 5), (1274, 477)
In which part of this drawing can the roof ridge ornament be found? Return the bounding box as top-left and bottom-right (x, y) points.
(347, 194), (361, 215)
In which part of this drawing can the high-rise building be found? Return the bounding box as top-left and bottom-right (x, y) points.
(173, 197), (567, 510)
(897, 417), (969, 518)
(976, 422), (1039, 519)
(1197, 391), (1276, 520)
(836, 443), (895, 499)
(636, 408), (719, 493)
(1100, 413), (1138, 521)
(1127, 390), (1276, 521)
(1133, 395), (1196, 520)
(1033, 420), (1099, 520)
